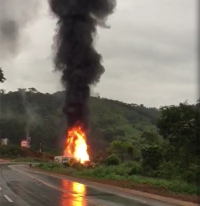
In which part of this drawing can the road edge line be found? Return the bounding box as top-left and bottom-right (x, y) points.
(4, 195), (13, 203)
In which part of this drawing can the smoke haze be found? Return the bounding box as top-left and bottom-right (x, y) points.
(19, 89), (42, 137)
(0, 0), (41, 59)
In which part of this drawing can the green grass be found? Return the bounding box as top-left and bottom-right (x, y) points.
(36, 163), (199, 196)
(11, 158), (49, 163)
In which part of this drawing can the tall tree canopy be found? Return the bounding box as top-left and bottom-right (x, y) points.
(0, 67), (6, 83)
(157, 101), (200, 166)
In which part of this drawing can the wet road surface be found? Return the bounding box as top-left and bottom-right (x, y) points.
(0, 164), (177, 206)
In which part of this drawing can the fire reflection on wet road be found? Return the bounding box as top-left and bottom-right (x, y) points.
(60, 180), (87, 206)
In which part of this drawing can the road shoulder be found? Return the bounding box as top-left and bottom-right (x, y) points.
(9, 165), (200, 206)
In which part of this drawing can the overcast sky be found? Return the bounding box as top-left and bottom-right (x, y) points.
(0, 0), (198, 108)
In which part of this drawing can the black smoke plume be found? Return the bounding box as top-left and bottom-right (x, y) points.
(49, 0), (116, 132)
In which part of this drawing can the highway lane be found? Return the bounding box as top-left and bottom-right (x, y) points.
(0, 164), (99, 206)
(0, 164), (182, 206)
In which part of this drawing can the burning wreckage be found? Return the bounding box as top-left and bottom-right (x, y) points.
(49, 0), (116, 165)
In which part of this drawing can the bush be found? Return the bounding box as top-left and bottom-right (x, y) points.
(182, 171), (197, 184)
(63, 162), (70, 167)
(79, 165), (129, 179)
(157, 161), (179, 180)
(141, 145), (162, 171)
(37, 162), (63, 171)
(0, 145), (25, 157)
(72, 162), (84, 171)
(157, 162), (200, 184)
(104, 155), (120, 166)
(38, 163), (44, 167)
(182, 164), (200, 184)
(128, 162), (142, 175)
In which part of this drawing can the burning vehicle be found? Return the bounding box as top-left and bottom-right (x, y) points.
(54, 156), (76, 165)
(54, 155), (95, 168)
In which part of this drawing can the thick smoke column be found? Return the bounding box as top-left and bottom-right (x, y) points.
(49, 0), (116, 132)
(0, 0), (40, 59)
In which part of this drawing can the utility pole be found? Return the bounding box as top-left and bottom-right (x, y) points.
(0, 90), (2, 159)
(39, 143), (42, 152)
(27, 136), (31, 148)
(0, 69), (6, 160)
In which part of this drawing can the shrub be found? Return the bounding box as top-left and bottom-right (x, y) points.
(141, 145), (162, 171)
(72, 162), (84, 171)
(157, 161), (179, 180)
(128, 162), (142, 175)
(182, 171), (197, 184)
(37, 162), (63, 171)
(104, 155), (120, 166)
(38, 163), (44, 167)
(182, 164), (200, 184)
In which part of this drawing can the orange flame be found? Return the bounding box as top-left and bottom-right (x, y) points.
(64, 126), (89, 164)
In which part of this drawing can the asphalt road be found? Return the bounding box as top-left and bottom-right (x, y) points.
(0, 164), (180, 206)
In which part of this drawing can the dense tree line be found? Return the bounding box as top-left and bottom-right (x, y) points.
(103, 99), (200, 184)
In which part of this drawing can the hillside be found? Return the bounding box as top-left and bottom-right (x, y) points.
(0, 145), (53, 160)
(90, 97), (159, 141)
(0, 89), (159, 155)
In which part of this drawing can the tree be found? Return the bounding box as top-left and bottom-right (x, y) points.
(0, 89), (6, 94)
(0, 67), (6, 83)
(157, 101), (200, 137)
(141, 145), (162, 171)
(140, 131), (161, 145)
(18, 88), (26, 93)
(104, 154), (120, 166)
(105, 147), (112, 156)
(108, 140), (134, 162)
(157, 100), (200, 166)
(28, 88), (38, 93)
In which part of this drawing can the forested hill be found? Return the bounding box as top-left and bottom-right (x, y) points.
(0, 88), (159, 154)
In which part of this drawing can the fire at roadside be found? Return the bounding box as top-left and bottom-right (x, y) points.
(49, 0), (116, 164)
(54, 126), (94, 168)
(63, 125), (89, 164)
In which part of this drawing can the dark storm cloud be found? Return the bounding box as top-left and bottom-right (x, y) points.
(1, 0), (197, 107)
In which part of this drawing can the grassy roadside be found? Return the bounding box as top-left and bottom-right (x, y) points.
(34, 163), (200, 203)
(11, 158), (51, 163)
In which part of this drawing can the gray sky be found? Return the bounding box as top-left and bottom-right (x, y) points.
(0, 0), (198, 108)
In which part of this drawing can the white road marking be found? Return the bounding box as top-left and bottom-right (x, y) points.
(4, 195), (13, 203)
